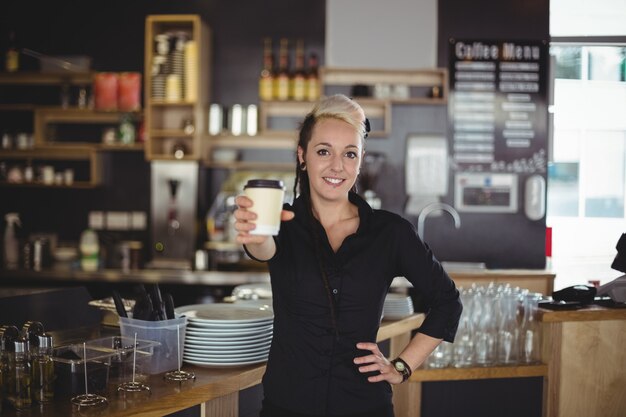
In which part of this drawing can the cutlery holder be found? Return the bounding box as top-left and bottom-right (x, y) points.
(119, 316), (187, 374)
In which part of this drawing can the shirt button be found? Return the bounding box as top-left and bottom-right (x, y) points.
(332, 288), (338, 294)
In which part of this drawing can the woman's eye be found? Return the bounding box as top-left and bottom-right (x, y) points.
(317, 149), (330, 156)
(345, 151), (358, 159)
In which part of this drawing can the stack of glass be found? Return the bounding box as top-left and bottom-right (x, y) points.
(424, 283), (544, 369)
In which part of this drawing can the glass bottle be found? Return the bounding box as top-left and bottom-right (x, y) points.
(31, 334), (54, 403)
(427, 341), (452, 369)
(520, 293), (542, 364)
(305, 52), (320, 101)
(452, 288), (475, 367)
(274, 38), (290, 101)
(474, 287), (497, 366)
(7, 338), (31, 410)
(496, 290), (520, 365)
(259, 37), (274, 101)
(5, 30), (19, 73)
(291, 39), (306, 101)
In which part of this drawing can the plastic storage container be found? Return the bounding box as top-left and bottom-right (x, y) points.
(119, 316), (187, 374)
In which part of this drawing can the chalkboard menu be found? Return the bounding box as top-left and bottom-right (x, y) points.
(448, 39), (549, 175)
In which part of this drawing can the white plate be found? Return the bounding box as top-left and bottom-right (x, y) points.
(186, 324), (272, 337)
(184, 342), (271, 355)
(183, 356), (268, 367)
(184, 350), (269, 361)
(185, 331), (273, 345)
(186, 320), (273, 330)
(176, 303), (273, 324)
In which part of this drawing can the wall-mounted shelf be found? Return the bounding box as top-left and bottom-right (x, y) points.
(0, 145), (102, 187)
(320, 67), (448, 104)
(201, 134), (296, 170)
(0, 71), (94, 86)
(33, 107), (143, 147)
(144, 14), (211, 160)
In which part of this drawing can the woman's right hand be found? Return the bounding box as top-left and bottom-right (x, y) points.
(233, 195), (294, 246)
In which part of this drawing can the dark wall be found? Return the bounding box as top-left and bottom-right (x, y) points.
(1, 0), (550, 269)
(0, 0), (325, 244)
(431, 0), (550, 268)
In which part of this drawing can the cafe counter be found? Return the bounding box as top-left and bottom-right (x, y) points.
(1, 314), (426, 417)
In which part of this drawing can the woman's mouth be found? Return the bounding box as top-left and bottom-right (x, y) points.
(323, 177), (344, 186)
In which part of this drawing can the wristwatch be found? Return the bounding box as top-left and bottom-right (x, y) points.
(390, 357), (412, 383)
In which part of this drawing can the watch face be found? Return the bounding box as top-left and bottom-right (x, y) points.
(394, 361), (406, 371)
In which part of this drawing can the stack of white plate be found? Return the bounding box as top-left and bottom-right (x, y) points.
(383, 293), (414, 320)
(175, 303), (273, 367)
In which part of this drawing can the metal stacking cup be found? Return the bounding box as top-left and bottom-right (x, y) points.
(243, 179), (285, 236)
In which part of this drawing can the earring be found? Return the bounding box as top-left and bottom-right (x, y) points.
(299, 162), (306, 171)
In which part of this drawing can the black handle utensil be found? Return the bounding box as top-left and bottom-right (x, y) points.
(164, 292), (176, 319)
(133, 284), (154, 320)
(112, 289), (128, 318)
(146, 283), (166, 321)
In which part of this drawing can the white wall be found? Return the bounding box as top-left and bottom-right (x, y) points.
(326, 0), (437, 69)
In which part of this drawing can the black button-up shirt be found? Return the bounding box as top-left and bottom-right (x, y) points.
(253, 192), (461, 416)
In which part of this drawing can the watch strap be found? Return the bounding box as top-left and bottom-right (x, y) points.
(391, 357), (412, 383)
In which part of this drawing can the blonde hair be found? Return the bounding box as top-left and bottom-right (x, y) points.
(308, 94), (367, 140)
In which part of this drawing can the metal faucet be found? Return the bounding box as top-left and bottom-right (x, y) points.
(417, 202), (461, 240)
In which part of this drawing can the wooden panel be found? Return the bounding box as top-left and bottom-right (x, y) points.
(557, 320), (626, 417)
(202, 392), (238, 417)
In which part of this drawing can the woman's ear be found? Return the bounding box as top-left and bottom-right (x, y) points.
(297, 146), (305, 165)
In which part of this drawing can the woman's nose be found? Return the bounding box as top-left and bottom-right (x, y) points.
(330, 154), (343, 171)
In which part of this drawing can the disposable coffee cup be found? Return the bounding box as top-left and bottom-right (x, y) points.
(244, 179), (285, 236)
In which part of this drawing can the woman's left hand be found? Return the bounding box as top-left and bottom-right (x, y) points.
(354, 342), (403, 384)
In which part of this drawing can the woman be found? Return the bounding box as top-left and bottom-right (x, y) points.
(234, 94), (462, 417)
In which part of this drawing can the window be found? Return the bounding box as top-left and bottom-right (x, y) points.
(547, 43), (626, 289)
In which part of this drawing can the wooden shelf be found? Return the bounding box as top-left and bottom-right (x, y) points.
(149, 100), (196, 106)
(0, 181), (98, 189)
(97, 143), (144, 151)
(0, 146), (95, 160)
(320, 67), (448, 105)
(411, 364), (548, 382)
(35, 108), (142, 124)
(321, 67), (447, 88)
(144, 14), (211, 161)
(205, 134), (296, 150)
(0, 71), (94, 85)
(149, 129), (194, 138)
(204, 161), (294, 171)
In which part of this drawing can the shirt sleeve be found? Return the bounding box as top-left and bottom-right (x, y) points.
(395, 219), (462, 343)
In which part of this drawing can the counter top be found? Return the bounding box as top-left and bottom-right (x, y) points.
(0, 266), (555, 287)
(1, 314), (425, 417)
(539, 304), (626, 322)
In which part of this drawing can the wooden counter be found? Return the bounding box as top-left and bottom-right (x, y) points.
(1, 314), (425, 417)
(402, 305), (625, 417)
(541, 305), (626, 417)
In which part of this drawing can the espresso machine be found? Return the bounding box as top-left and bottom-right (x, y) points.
(149, 161), (198, 269)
